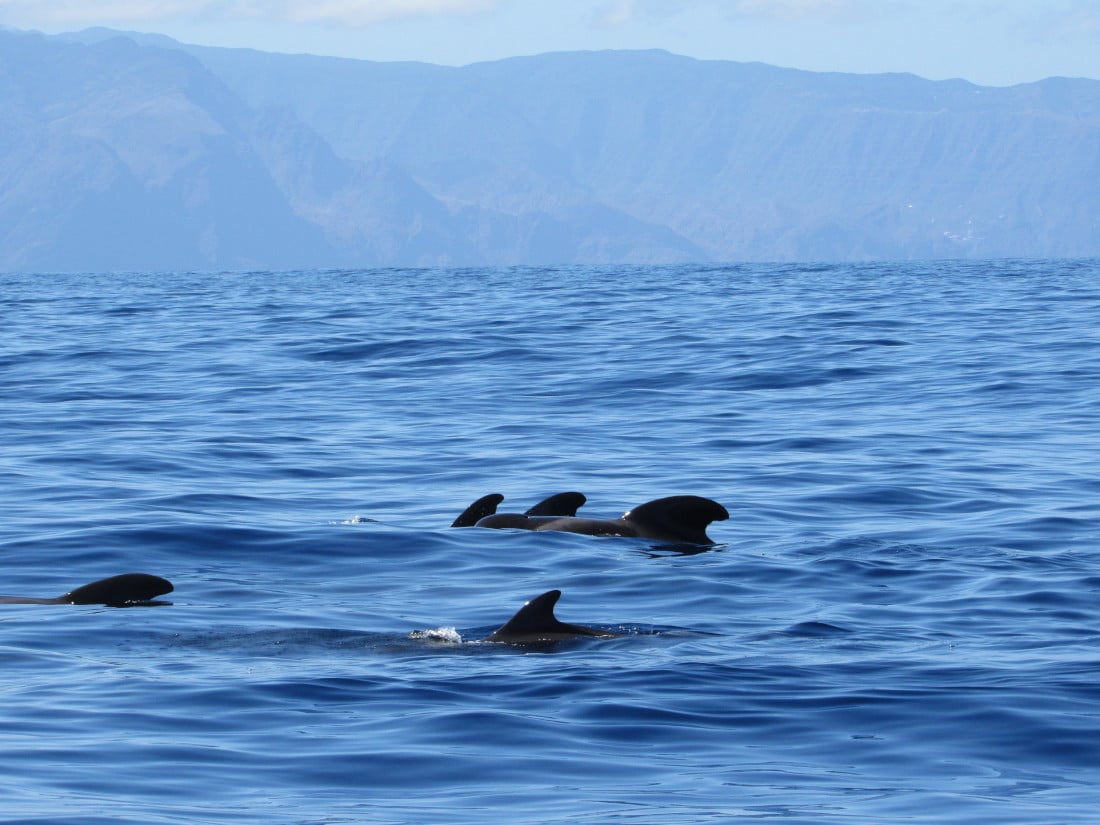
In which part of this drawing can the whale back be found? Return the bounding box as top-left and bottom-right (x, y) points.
(59, 573), (174, 606)
(524, 492), (586, 517)
(621, 495), (729, 544)
(474, 513), (539, 531)
(468, 492), (589, 531)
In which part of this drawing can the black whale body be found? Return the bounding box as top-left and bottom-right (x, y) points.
(453, 492), (728, 545)
(0, 573), (174, 607)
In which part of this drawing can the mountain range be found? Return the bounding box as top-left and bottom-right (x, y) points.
(2, 26), (1098, 271)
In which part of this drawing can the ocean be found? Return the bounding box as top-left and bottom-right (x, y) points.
(2, 260), (1099, 824)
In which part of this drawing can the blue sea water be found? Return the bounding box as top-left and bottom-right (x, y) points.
(2, 260), (1100, 824)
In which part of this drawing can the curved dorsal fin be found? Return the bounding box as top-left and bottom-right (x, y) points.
(59, 573), (174, 606)
(487, 590), (565, 641)
(486, 590), (611, 643)
(451, 493), (505, 527)
(525, 492), (587, 517)
(621, 495), (729, 544)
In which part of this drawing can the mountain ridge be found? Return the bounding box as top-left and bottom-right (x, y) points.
(3, 27), (1097, 271)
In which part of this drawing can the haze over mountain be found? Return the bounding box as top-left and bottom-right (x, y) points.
(3, 27), (1098, 271)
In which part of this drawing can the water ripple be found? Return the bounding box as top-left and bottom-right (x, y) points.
(2, 261), (1100, 824)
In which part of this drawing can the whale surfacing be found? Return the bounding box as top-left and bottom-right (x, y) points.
(0, 573), (174, 607)
(454, 493), (728, 545)
(486, 590), (618, 644)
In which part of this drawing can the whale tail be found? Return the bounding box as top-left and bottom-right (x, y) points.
(451, 493), (505, 527)
(524, 492), (586, 517)
(622, 495), (729, 544)
(59, 573), (174, 607)
(487, 590), (614, 643)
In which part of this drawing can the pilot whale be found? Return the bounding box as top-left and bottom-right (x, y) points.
(453, 492), (728, 545)
(485, 589), (619, 643)
(0, 573), (174, 607)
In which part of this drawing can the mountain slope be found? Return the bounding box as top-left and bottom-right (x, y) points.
(0, 31), (336, 271)
(7, 28), (1100, 268)
(183, 44), (1100, 261)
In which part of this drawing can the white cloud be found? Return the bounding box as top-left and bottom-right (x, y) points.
(0, 0), (500, 27)
(591, 0), (893, 27)
(267, 0), (500, 25)
(1030, 0), (1100, 35)
(732, 0), (906, 21)
(0, 0), (194, 24)
(594, 0), (635, 27)
(732, 0), (853, 16)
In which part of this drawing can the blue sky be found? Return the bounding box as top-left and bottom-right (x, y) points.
(3, 0), (1099, 86)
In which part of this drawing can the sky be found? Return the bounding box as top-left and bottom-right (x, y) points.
(2, 0), (1099, 86)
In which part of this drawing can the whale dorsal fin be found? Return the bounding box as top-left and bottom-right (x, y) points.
(487, 590), (566, 641)
(621, 495), (729, 544)
(525, 492), (587, 517)
(486, 590), (610, 643)
(59, 573), (174, 606)
(451, 493), (505, 527)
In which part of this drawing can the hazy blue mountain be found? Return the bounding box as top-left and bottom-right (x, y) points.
(0, 30), (338, 271)
(179, 44), (1100, 262)
(5, 27), (1099, 270)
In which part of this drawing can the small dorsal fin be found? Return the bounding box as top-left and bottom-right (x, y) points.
(486, 590), (612, 643)
(525, 492), (587, 517)
(451, 493), (504, 527)
(487, 590), (564, 641)
(59, 573), (174, 606)
(622, 495), (729, 544)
